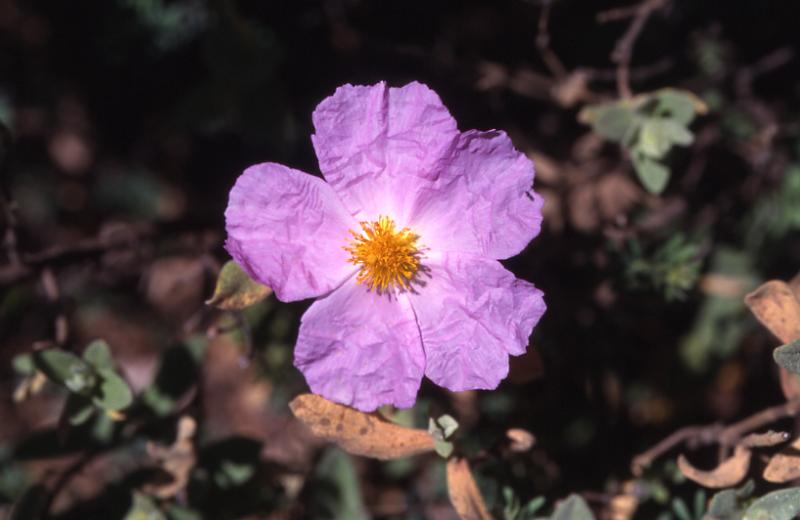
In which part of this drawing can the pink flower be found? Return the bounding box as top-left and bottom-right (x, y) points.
(225, 82), (546, 411)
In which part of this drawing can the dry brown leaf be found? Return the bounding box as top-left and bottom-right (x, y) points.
(744, 280), (800, 344)
(789, 272), (800, 300)
(506, 428), (536, 452)
(288, 394), (435, 460)
(143, 416), (197, 499)
(446, 458), (494, 520)
(608, 481), (639, 520)
(677, 445), (751, 488)
(744, 280), (800, 400)
(763, 436), (800, 483)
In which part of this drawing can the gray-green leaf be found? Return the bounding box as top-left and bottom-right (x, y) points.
(83, 340), (114, 371)
(93, 369), (133, 411)
(742, 488), (800, 520)
(774, 340), (800, 375)
(633, 156), (671, 194)
(656, 90), (698, 125)
(592, 105), (639, 143)
(552, 494), (595, 520)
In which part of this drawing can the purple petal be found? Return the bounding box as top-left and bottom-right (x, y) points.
(409, 130), (544, 260)
(311, 82), (459, 223)
(294, 279), (425, 411)
(408, 252), (545, 391)
(225, 162), (357, 302)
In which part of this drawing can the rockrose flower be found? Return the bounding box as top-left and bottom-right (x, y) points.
(225, 82), (546, 411)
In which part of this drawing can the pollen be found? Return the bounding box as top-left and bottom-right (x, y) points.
(344, 216), (421, 293)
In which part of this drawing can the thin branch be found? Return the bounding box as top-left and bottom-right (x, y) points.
(632, 399), (800, 475)
(609, 0), (669, 98)
(536, 1), (567, 78)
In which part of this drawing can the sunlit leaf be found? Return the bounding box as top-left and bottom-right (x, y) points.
(446, 458), (494, 520)
(742, 488), (800, 520)
(206, 260), (272, 310)
(633, 155), (670, 194)
(289, 394), (435, 460)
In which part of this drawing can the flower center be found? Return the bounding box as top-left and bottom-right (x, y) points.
(344, 216), (421, 293)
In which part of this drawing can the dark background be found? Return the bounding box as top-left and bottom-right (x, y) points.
(1, 0), (800, 518)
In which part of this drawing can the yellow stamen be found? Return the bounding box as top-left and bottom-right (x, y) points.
(344, 216), (421, 293)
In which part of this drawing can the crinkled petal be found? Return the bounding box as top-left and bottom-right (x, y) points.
(311, 81), (459, 223)
(409, 130), (543, 260)
(408, 252), (545, 392)
(225, 162), (357, 302)
(294, 279), (425, 411)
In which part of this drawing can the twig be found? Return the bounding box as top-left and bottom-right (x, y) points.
(609, 0), (669, 98)
(536, 0), (567, 78)
(632, 399), (800, 475)
(735, 46), (794, 99)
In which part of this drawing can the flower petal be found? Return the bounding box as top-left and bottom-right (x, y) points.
(294, 279), (425, 411)
(311, 81), (459, 223)
(408, 252), (545, 392)
(225, 162), (357, 302)
(410, 130), (543, 260)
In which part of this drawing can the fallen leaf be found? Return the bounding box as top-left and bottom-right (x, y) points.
(764, 436), (800, 483)
(446, 458), (494, 520)
(289, 394), (435, 460)
(206, 260), (272, 310)
(677, 445), (751, 488)
(143, 416), (197, 499)
(745, 280), (800, 400)
(744, 280), (800, 344)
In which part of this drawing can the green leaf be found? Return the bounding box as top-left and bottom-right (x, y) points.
(434, 439), (454, 458)
(124, 492), (167, 520)
(774, 340), (800, 375)
(655, 90), (699, 125)
(552, 494), (595, 520)
(64, 393), (96, 426)
(672, 497), (692, 520)
(309, 448), (368, 520)
(213, 460), (255, 488)
(524, 496), (546, 516)
(743, 488), (800, 520)
(206, 260), (272, 310)
(11, 354), (35, 376)
(592, 105), (639, 143)
(93, 369), (133, 411)
(83, 340), (114, 371)
(34, 349), (97, 394)
(633, 155), (671, 194)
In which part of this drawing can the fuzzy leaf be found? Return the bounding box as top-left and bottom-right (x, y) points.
(552, 494), (595, 520)
(593, 105), (639, 143)
(742, 488), (800, 520)
(206, 260), (272, 310)
(774, 340), (800, 375)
